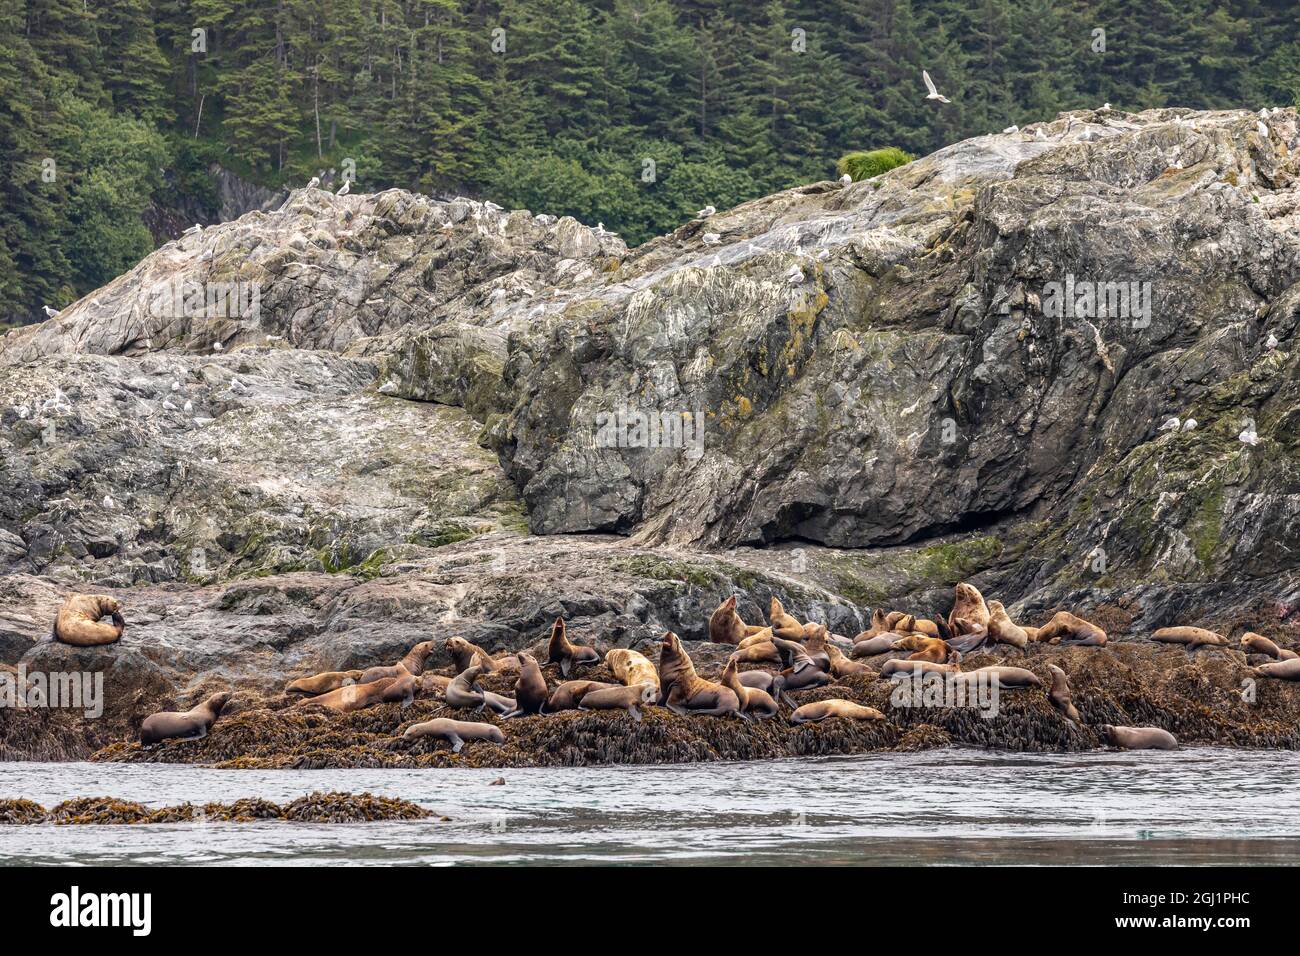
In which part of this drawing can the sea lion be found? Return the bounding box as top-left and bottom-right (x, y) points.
(801, 623), (834, 672)
(708, 596), (750, 645)
(381, 672), (417, 706)
(955, 665), (1042, 689)
(892, 635), (949, 663)
(1150, 626), (1228, 650)
(779, 662), (832, 694)
(880, 657), (960, 679)
(850, 634), (896, 657)
(853, 609), (890, 642)
(789, 699), (885, 723)
(737, 628), (776, 649)
(729, 641), (781, 664)
(986, 601), (1029, 649)
(882, 611), (907, 630)
(295, 677), (401, 714)
(480, 690), (516, 715)
(503, 652), (548, 717)
(736, 669), (792, 707)
(945, 626), (991, 655)
(767, 598), (805, 640)
(285, 670), (365, 696)
(826, 644), (872, 677)
(1046, 664), (1080, 724)
(1035, 611), (1107, 646)
(605, 648), (660, 690)
(657, 631), (743, 717)
(445, 665), (490, 710)
(546, 618), (601, 676)
(721, 659), (779, 718)
(359, 641), (436, 684)
(403, 718), (504, 753)
(579, 682), (658, 721)
(771, 636), (820, 672)
(1254, 658), (1300, 681)
(446, 636), (519, 674)
(1240, 632), (1299, 660)
(948, 583), (990, 635)
(52, 594), (125, 647)
(139, 692), (231, 745)
(417, 673), (451, 696)
(545, 679), (619, 712)
(1102, 724), (1178, 750)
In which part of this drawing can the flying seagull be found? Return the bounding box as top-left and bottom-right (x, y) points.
(336, 180), (351, 196)
(922, 70), (950, 104)
(696, 205), (716, 218)
(42, 305), (59, 318)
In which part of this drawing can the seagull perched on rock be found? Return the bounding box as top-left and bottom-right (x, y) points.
(1182, 418), (1198, 431)
(336, 180), (351, 196)
(1159, 416), (1181, 432)
(922, 69), (950, 104)
(102, 495), (114, 510)
(229, 378), (246, 393)
(1035, 128), (1047, 141)
(183, 223), (202, 236)
(1257, 121), (1269, 138)
(212, 341), (223, 352)
(702, 233), (721, 246)
(307, 176), (320, 189)
(1266, 333), (1279, 350)
(183, 400), (193, 413)
(815, 248), (830, 261)
(171, 381), (181, 391)
(696, 205), (716, 218)
(1002, 125), (1019, 134)
(839, 173), (852, 185)
(786, 265), (805, 285)
(42, 305), (59, 318)
(1239, 422), (1260, 445)
(484, 200), (503, 212)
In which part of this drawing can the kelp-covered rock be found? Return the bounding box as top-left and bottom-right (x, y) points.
(1, 792), (430, 824)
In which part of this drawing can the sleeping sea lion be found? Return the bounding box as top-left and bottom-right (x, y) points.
(1240, 632), (1299, 660)
(52, 594), (125, 647)
(729, 640), (781, 664)
(285, 670), (365, 696)
(359, 641), (436, 683)
(417, 673), (451, 696)
(850, 634), (896, 657)
(708, 596), (750, 645)
(140, 692), (231, 745)
(503, 653), (548, 717)
(892, 635), (949, 663)
(986, 601), (1029, 649)
(955, 665), (1042, 689)
(880, 656), (960, 679)
(1254, 658), (1300, 681)
(657, 632), (742, 717)
(1150, 626), (1228, 649)
(948, 583), (990, 635)
(1102, 725), (1177, 750)
(826, 644), (872, 677)
(579, 682), (658, 721)
(546, 618), (601, 676)
(295, 677), (402, 714)
(1035, 611), (1107, 646)
(403, 718), (504, 753)
(546, 680), (618, 712)
(721, 659), (778, 718)
(605, 648), (660, 690)
(789, 699), (885, 723)
(1046, 663), (1080, 723)
(852, 609), (890, 643)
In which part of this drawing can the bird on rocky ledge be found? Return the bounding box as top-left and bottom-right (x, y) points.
(1266, 333), (1279, 349)
(42, 305), (59, 318)
(922, 69), (950, 104)
(307, 176), (320, 189)
(1239, 422), (1260, 446)
(336, 180), (351, 197)
(1159, 416), (1181, 432)
(839, 173), (852, 185)
(697, 205), (715, 218)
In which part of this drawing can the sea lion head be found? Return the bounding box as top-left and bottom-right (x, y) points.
(446, 636), (472, 661)
(661, 631), (682, 654)
(206, 691), (233, 715)
(635, 682), (658, 704)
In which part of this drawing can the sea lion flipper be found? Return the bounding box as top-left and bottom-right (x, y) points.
(561, 658), (571, 678)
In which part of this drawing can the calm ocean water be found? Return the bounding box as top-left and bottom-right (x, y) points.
(2, 748), (1297, 865)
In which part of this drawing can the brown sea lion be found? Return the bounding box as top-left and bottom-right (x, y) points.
(736, 669), (792, 707)
(139, 692), (231, 745)
(403, 718), (504, 753)
(880, 657), (961, 679)
(729, 641), (781, 664)
(1102, 724), (1177, 750)
(295, 677), (401, 714)
(657, 631), (742, 717)
(445, 665), (490, 710)
(768, 598), (805, 640)
(579, 682), (658, 721)
(52, 594), (125, 647)
(892, 635), (949, 663)
(480, 690), (516, 715)
(789, 699), (885, 723)
(955, 665), (1042, 689)
(800, 623), (834, 671)
(1254, 658), (1300, 681)
(359, 641), (436, 684)
(853, 609), (890, 642)
(382, 671), (417, 706)
(545, 679), (618, 712)
(285, 670), (366, 696)
(708, 596), (750, 645)
(1046, 663), (1080, 723)
(986, 601), (1029, 649)
(720, 659), (779, 718)
(546, 618), (601, 676)
(737, 628), (775, 649)
(504, 653), (548, 717)
(850, 634), (896, 657)
(948, 583), (990, 635)
(882, 611), (907, 630)
(417, 673), (451, 696)
(605, 648), (660, 690)
(1151, 626), (1228, 649)
(1035, 611), (1107, 646)
(826, 644), (872, 677)
(446, 636), (520, 674)
(1240, 632), (1299, 660)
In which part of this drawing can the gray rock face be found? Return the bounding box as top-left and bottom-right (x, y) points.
(2, 108), (1299, 743)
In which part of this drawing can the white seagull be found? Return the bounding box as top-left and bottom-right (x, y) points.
(336, 180), (351, 196)
(102, 496), (115, 509)
(1159, 416), (1181, 432)
(1266, 333), (1279, 350)
(839, 174), (852, 185)
(307, 177), (320, 189)
(786, 266), (805, 285)
(702, 233), (721, 246)
(1239, 423), (1260, 446)
(922, 70), (950, 104)
(696, 205), (716, 218)
(42, 305), (59, 318)
(1035, 128), (1047, 141)
(1182, 418), (1198, 432)
(1002, 125), (1019, 134)
(183, 223), (202, 236)
(1257, 121), (1269, 138)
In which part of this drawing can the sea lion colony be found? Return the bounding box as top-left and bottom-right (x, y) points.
(51, 585), (1295, 757)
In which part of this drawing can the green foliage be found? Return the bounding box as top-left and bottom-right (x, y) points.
(2, 0), (1298, 323)
(836, 148), (915, 181)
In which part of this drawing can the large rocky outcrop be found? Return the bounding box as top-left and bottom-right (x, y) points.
(2, 107), (1299, 757)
